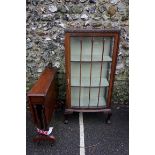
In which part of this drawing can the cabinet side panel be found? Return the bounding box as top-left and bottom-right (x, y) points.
(107, 33), (120, 108)
(65, 33), (71, 108)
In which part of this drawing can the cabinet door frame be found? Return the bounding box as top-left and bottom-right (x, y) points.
(65, 30), (120, 109)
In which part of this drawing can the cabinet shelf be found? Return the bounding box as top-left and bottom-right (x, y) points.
(71, 55), (112, 62)
(71, 77), (109, 87)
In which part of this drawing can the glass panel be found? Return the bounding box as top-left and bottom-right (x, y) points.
(91, 62), (105, 78)
(81, 37), (92, 61)
(104, 37), (112, 56)
(70, 37), (81, 61)
(80, 88), (89, 107)
(71, 62), (80, 86)
(71, 87), (79, 107)
(89, 88), (106, 107)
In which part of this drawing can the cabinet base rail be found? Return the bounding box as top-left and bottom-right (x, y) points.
(65, 108), (111, 113)
(64, 108), (112, 124)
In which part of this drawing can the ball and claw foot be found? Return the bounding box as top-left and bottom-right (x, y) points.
(64, 114), (69, 124)
(105, 112), (112, 124)
(106, 119), (111, 124)
(64, 119), (69, 124)
(51, 143), (54, 147)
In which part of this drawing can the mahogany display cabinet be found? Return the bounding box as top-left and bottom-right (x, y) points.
(64, 29), (120, 123)
(27, 67), (58, 142)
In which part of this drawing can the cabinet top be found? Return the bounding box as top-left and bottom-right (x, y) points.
(27, 67), (56, 96)
(65, 29), (120, 34)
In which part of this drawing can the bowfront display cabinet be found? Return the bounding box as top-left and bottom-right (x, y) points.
(64, 29), (120, 123)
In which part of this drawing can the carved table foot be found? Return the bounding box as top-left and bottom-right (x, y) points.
(33, 134), (56, 143)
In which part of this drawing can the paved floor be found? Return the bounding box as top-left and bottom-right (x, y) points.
(26, 105), (129, 155)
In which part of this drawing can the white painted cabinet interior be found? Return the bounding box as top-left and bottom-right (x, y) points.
(70, 37), (113, 108)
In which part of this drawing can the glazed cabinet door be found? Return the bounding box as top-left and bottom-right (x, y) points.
(65, 31), (120, 109)
(70, 36), (114, 108)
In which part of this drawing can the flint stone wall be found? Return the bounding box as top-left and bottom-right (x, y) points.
(26, 0), (129, 104)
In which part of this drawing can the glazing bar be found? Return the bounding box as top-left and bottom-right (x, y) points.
(79, 38), (82, 107)
(97, 38), (105, 107)
(88, 37), (93, 107)
(105, 37), (113, 98)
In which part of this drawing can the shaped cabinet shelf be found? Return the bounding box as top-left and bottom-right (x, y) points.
(71, 55), (112, 62)
(71, 77), (109, 87)
(65, 29), (120, 116)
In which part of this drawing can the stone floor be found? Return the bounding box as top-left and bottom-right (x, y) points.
(26, 105), (129, 155)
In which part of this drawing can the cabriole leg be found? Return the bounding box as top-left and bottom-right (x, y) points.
(64, 110), (73, 124)
(64, 113), (69, 124)
(104, 111), (112, 124)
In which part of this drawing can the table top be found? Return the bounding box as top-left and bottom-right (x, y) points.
(27, 67), (56, 96)
(65, 29), (121, 33)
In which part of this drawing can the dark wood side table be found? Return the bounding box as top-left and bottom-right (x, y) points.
(27, 67), (58, 143)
